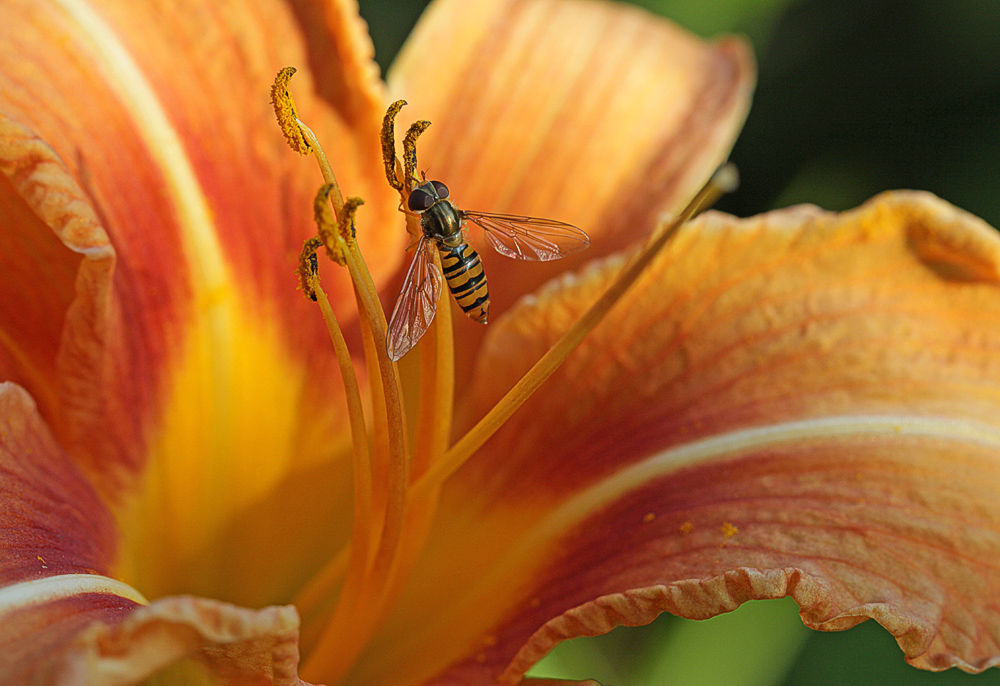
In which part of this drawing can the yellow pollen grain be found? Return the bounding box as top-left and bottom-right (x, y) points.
(679, 522), (694, 534)
(721, 522), (739, 538)
(643, 512), (656, 523)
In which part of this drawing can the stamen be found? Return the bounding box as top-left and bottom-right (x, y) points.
(327, 194), (411, 602)
(341, 242), (409, 579)
(277, 76), (428, 682)
(301, 100), (454, 686)
(304, 232), (413, 685)
(317, 191), (395, 572)
(300, 205), (374, 542)
(370, 257), (455, 647)
(410, 164), (739, 501)
(381, 101), (425, 240)
(311, 275), (376, 582)
(270, 67), (345, 218)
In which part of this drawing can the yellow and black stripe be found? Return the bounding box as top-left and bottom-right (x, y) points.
(439, 241), (489, 323)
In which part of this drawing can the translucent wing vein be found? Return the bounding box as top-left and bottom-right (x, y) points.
(386, 237), (442, 360)
(462, 211), (590, 261)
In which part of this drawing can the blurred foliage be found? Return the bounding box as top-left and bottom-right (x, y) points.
(528, 598), (810, 686)
(722, 0), (1000, 228)
(356, 0), (1000, 683)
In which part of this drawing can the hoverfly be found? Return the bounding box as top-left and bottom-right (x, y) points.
(386, 179), (590, 360)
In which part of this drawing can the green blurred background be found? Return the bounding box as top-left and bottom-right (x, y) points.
(356, 0), (1000, 684)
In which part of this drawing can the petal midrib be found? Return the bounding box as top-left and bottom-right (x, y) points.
(0, 574), (148, 617)
(54, 0), (251, 560)
(530, 415), (1000, 549)
(54, 0), (228, 296)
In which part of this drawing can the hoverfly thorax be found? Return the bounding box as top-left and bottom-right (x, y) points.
(408, 180), (463, 244)
(406, 181), (462, 245)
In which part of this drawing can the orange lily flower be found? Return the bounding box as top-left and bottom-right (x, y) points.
(2, 0), (1000, 684)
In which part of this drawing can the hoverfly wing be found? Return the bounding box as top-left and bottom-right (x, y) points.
(386, 237), (442, 361)
(461, 211), (590, 261)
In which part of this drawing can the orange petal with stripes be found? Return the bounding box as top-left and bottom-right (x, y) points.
(352, 192), (1000, 684)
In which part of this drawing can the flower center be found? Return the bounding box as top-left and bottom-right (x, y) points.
(270, 67), (736, 683)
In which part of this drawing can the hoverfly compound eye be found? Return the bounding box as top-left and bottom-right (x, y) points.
(407, 187), (435, 212)
(430, 180), (450, 199)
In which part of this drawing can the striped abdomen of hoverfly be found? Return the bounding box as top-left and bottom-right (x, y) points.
(437, 234), (489, 323)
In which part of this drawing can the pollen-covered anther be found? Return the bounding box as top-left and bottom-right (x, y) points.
(339, 197), (365, 245)
(402, 119), (432, 189)
(270, 67), (310, 155)
(312, 184), (346, 266)
(381, 99), (407, 191)
(296, 237), (323, 301)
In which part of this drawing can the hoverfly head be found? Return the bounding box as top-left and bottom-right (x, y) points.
(407, 180), (450, 212)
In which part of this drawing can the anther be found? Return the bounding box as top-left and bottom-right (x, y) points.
(270, 67), (311, 156)
(338, 197), (365, 245)
(381, 100), (408, 191)
(310, 183), (365, 267)
(311, 184), (345, 265)
(296, 237), (323, 301)
(403, 120), (432, 190)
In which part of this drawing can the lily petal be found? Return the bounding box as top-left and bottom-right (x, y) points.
(358, 192), (1000, 684)
(0, 380), (133, 680)
(0, 382), (116, 585)
(0, 381), (312, 685)
(388, 0), (754, 366)
(0, 0), (393, 602)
